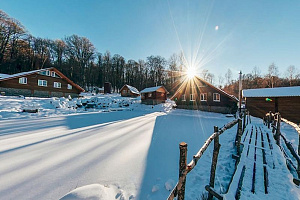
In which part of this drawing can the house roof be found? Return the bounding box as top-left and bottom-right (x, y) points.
(140, 86), (169, 94)
(121, 84), (140, 94)
(0, 73), (11, 78)
(0, 67), (84, 92)
(0, 69), (48, 81)
(170, 75), (238, 102)
(243, 86), (300, 97)
(197, 76), (239, 102)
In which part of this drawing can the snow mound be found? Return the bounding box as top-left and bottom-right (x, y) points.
(165, 179), (175, 191)
(60, 184), (126, 200)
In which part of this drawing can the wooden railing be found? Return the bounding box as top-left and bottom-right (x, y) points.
(265, 112), (300, 184)
(167, 111), (250, 200)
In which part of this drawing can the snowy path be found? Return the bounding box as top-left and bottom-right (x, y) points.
(0, 108), (236, 200)
(225, 118), (299, 199)
(0, 111), (163, 200)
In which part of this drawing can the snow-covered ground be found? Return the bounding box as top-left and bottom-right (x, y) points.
(0, 94), (299, 199)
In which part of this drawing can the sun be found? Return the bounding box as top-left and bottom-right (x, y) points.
(186, 67), (196, 79)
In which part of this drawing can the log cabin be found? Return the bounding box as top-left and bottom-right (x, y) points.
(171, 76), (238, 114)
(243, 86), (300, 123)
(120, 84), (140, 97)
(0, 67), (84, 97)
(140, 86), (168, 105)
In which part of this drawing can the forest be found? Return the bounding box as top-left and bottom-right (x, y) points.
(1, 10), (300, 97)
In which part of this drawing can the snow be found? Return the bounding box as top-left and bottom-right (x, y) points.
(0, 73), (11, 78)
(0, 94), (299, 199)
(0, 68), (51, 81)
(224, 117), (300, 200)
(125, 85), (140, 95)
(60, 184), (128, 200)
(243, 86), (300, 97)
(140, 86), (165, 93)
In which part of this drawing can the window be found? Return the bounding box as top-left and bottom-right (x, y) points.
(148, 93), (152, 97)
(67, 84), (72, 90)
(51, 71), (56, 77)
(19, 77), (27, 84)
(38, 79), (47, 87)
(39, 70), (50, 76)
(213, 93), (221, 102)
(127, 89), (130, 94)
(200, 93), (207, 101)
(54, 82), (61, 88)
(190, 94), (195, 101)
(182, 94), (186, 101)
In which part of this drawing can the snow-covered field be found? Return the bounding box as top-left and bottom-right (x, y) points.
(0, 94), (299, 200)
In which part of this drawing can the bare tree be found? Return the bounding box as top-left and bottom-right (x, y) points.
(225, 68), (232, 85)
(267, 63), (279, 88)
(218, 74), (224, 88)
(65, 34), (95, 86)
(252, 66), (261, 78)
(286, 65), (297, 86)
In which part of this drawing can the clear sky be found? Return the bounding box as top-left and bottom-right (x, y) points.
(1, 0), (300, 80)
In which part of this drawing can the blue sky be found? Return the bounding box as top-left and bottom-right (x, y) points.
(1, 0), (300, 80)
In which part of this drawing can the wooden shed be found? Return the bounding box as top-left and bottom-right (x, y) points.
(140, 86), (168, 105)
(171, 76), (238, 114)
(120, 84), (140, 97)
(243, 86), (300, 123)
(0, 67), (84, 97)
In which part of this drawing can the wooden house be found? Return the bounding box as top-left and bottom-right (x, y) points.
(243, 86), (300, 123)
(120, 84), (140, 97)
(0, 67), (84, 97)
(171, 76), (238, 114)
(140, 86), (168, 105)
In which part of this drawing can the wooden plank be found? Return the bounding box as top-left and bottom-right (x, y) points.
(205, 185), (223, 200)
(235, 165), (246, 200)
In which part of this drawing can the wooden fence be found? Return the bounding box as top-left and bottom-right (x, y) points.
(167, 111), (250, 200)
(265, 112), (300, 184)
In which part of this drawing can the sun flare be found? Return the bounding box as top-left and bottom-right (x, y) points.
(186, 67), (196, 79)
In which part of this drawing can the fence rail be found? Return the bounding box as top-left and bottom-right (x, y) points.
(265, 112), (300, 182)
(167, 117), (241, 200)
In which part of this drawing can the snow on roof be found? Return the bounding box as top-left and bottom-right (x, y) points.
(243, 86), (300, 97)
(0, 68), (51, 81)
(194, 76), (239, 102)
(0, 73), (11, 78)
(140, 86), (166, 93)
(125, 85), (139, 94)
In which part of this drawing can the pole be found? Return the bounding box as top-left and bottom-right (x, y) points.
(238, 71), (242, 114)
(275, 113), (281, 146)
(208, 126), (221, 200)
(178, 142), (187, 200)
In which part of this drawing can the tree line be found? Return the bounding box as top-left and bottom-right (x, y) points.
(1, 10), (299, 97)
(0, 10), (186, 94)
(223, 64), (300, 97)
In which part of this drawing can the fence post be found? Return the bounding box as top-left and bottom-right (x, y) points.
(274, 113), (281, 146)
(268, 111), (272, 129)
(272, 114), (277, 133)
(243, 111), (246, 133)
(208, 126), (221, 200)
(236, 118), (243, 156)
(178, 142), (187, 200)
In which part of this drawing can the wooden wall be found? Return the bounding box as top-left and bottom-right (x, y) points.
(120, 86), (139, 97)
(246, 96), (300, 123)
(0, 71), (81, 97)
(173, 78), (237, 113)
